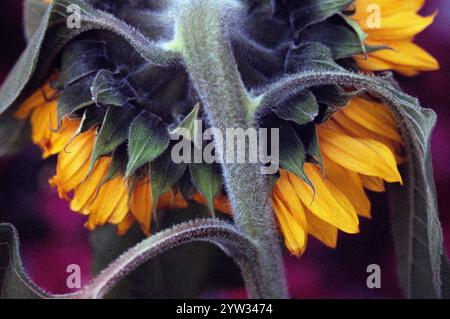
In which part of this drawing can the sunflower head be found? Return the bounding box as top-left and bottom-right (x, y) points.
(0, 0), (440, 254)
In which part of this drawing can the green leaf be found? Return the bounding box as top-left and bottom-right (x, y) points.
(190, 162), (223, 215)
(90, 106), (139, 171)
(126, 112), (170, 178)
(291, 0), (354, 32)
(273, 90), (319, 125)
(23, 0), (49, 42)
(0, 112), (31, 157)
(0, 0), (178, 116)
(91, 70), (133, 108)
(278, 122), (311, 186)
(0, 223), (48, 299)
(149, 150), (187, 209)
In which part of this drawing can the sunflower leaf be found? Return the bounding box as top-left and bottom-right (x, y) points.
(190, 162), (223, 215)
(126, 112), (170, 178)
(23, 0), (50, 42)
(0, 223), (49, 299)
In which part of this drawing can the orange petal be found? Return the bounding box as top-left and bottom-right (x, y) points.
(70, 156), (112, 214)
(130, 177), (153, 235)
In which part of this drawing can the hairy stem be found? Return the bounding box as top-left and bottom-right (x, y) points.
(172, 0), (288, 298)
(73, 219), (258, 299)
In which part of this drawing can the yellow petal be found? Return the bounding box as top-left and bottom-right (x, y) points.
(272, 193), (308, 257)
(317, 120), (403, 183)
(51, 127), (97, 199)
(30, 100), (57, 153)
(360, 174), (386, 192)
(15, 81), (56, 120)
(43, 117), (80, 158)
(353, 0), (425, 22)
(86, 175), (129, 229)
(304, 208), (338, 248)
(357, 41), (439, 76)
(363, 12), (435, 41)
(70, 156), (111, 214)
(130, 177), (153, 235)
(323, 157), (371, 218)
(273, 170), (308, 230)
(288, 165), (360, 234)
(339, 97), (401, 142)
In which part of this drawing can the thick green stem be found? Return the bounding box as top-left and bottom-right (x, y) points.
(171, 0), (288, 298)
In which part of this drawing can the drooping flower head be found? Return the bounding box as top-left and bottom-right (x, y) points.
(0, 0), (439, 256)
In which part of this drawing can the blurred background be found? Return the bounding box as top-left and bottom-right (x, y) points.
(0, 0), (449, 298)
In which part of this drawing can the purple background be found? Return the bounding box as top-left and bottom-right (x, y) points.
(0, 0), (449, 298)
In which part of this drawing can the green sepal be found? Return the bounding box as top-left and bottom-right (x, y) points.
(286, 42), (345, 73)
(149, 150), (188, 212)
(189, 162), (223, 216)
(273, 90), (319, 125)
(278, 121), (312, 187)
(99, 144), (129, 189)
(91, 70), (133, 108)
(60, 40), (110, 87)
(300, 21), (366, 59)
(170, 103), (201, 141)
(58, 75), (96, 123)
(126, 111), (170, 178)
(291, 0), (354, 33)
(90, 105), (139, 172)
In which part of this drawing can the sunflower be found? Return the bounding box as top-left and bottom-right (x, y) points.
(9, 0), (435, 256)
(15, 79), (231, 236)
(352, 0), (439, 76)
(272, 97), (404, 256)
